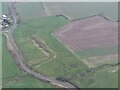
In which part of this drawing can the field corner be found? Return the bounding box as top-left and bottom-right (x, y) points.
(0, 2), (2, 90)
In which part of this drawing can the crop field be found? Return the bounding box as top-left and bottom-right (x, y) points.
(2, 36), (54, 88)
(54, 15), (118, 68)
(54, 15), (118, 51)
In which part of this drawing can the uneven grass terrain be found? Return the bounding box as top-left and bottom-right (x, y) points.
(72, 66), (118, 88)
(3, 76), (53, 88)
(2, 36), (54, 88)
(13, 16), (118, 88)
(29, 35), (56, 68)
(2, 37), (21, 82)
(2, 2), (118, 88)
(13, 16), (87, 77)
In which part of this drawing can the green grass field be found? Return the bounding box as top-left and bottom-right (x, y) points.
(2, 2), (118, 88)
(2, 36), (54, 88)
(2, 2), (45, 20)
(2, 2), (118, 23)
(76, 46), (118, 67)
(13, 16), (87, 77)
(76, 46), (118, 59)
(13, 16), (118, 88)
(40, 2), (118, 21)
(3, 2), (117, 21)
(92, 67), (118, 88)
(3, 76), (53, 88)
(15, 2), (45, 20)
(72, 66), (118, 88)
(2, 2), (7, 15)
(2, 36), (21, 82)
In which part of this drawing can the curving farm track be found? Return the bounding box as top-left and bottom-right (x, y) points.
(2, 2), (79, 89)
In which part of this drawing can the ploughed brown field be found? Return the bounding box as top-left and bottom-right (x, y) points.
(53, 15), (118, 52)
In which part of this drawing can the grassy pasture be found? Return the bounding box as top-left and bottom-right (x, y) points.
(15, 2), (45, 20)
(76, 46), (118, 67)
(29, 35), (56, 68)
(92, 67), (118, 88)
(13, 16), (118, 88)
(2, 2), (118, 88)
(2, 2), (8, 15)
(76, 46), (118, 59)
(3, 76), (53, 88)
(13, 16), (87, 78)
(2, 36), (54, 88)
(2, 2), (45, 20)
(2, 36), (21, 82)
(45, 2), (118, 21)
(72, 66), (118, 88)
(16, 36), (47, 66)
(3, 2), (117, 21)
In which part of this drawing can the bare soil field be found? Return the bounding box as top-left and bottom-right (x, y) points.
(54, 15), (118, 52)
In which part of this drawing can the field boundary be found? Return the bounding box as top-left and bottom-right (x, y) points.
(52, 14), (118, 68)
(71, 13), (115, 22)
(55, 14), (72, 21)
(51, 33), (87, 67)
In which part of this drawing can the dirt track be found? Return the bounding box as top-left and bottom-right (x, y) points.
(54, 15), (118, 51)
(3, 2), (80, 89)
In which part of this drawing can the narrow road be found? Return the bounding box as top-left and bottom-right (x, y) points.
(3, 2), (79, 89)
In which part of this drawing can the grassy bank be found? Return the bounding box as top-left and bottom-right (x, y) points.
(13, 16), (118, 88)
(2, 36), (54, 88)
(13, 16), (87, 80)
